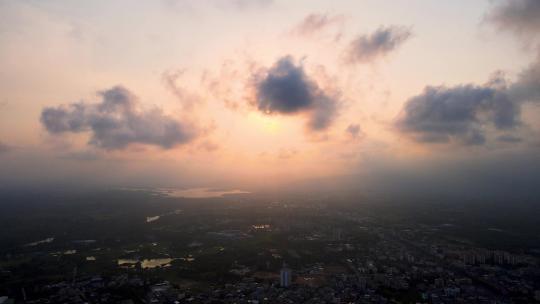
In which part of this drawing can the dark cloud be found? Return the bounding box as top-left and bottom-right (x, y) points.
(41, 103), (89, 134)
(511, 56), (540, 103)
(256, 57), (313, 113)
(346, 26), (411, 63)
(292, 13), (344, 36)
(486, 0), (540, 41)
(254, 56), (339, 131)
(484, 0), (540, 112)
(397, 0), (540, 147)
(396, 84), (521, 145)
(41, 86), (197, 150)
(497, 135), (522, 143)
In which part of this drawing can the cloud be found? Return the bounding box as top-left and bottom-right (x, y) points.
(396, 84), (521, 145)
(278, 148), (298, 160)
(162, 69), (200, 110)
(307, 95), (338, 131)
(345, 124), (363, 140)
(41, 86), (198, 150)
(485, 0), (540, 104)
(395, 0), (540, 147)
(216, 0), (272, 9)
(346, 25), (411, 63)
(253, 56), (339, 131)
(497, 135), (522, 143)
(292, 13), (344, 36)
(255, 57), (315, 113)
(511, 56), (540, 103)
(486, 0), (540, 41)
(197, 141), (219, 152)
(165, 0), (272, 11)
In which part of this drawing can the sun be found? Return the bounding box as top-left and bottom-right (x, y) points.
(248, 112), (281, 134)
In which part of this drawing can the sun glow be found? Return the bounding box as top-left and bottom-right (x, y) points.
(248, 112), (281, 134)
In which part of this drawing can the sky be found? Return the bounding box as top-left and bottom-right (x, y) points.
(0, 0), (539, 196)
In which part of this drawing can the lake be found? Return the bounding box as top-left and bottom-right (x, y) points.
(155, 187), (250, 198)
(117, 258), (174, 269)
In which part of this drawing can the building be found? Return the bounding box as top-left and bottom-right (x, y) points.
(280, 263), (292, 287)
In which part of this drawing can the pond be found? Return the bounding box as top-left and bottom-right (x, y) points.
(117, 258), (174, 269)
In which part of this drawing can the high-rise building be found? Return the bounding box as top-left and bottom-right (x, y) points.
(332, 228), (343, 241)
(280, 263), (292, 287)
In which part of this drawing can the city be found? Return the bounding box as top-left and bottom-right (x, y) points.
(0, 190), (539, 303)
